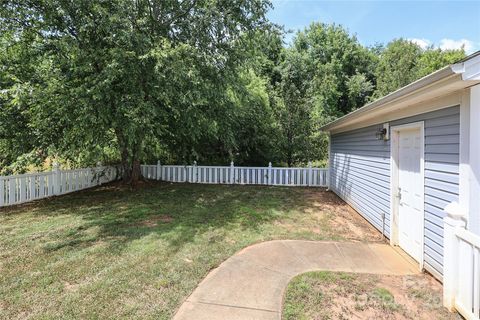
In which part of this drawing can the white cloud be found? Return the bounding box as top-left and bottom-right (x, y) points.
(407, 38), (478, 54)
(409, 38), (431, 50)
(439, 38), (475, 53)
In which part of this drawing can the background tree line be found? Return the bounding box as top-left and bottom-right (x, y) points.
(0, 0), (466, 183)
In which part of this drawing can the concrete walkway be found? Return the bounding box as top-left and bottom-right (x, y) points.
(173, 240), (419, 320)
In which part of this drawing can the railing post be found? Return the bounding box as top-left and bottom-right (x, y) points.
(443, 202), (467, 311)
(96, 161), (102, 185)
(268, 162), (272, 185)
(230, 161), (235, 184)
(308, 162), (313, 187)
(53, 162), (61, 195)
(193, 161), (197, 183)
(156, 160), (161, 181)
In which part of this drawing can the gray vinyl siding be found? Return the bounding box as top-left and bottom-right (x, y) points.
(330, 106), (460, 279)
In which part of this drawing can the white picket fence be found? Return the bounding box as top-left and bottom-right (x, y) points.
(0, 162), (326, 208)
(0, 164), (119, 207)
(141, 162), (329, 187)
(444, 211), (480, 320)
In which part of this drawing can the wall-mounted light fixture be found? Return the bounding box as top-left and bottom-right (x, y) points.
(375, 128), (387, 140)
(376, 123), (390, 141)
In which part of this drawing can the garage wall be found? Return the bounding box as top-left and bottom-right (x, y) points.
(329, 105), (460, 279)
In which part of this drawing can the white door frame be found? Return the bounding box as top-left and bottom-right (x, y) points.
(390, 121), (425, 270)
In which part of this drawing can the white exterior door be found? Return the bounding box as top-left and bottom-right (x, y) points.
(397, 128), (423, 262)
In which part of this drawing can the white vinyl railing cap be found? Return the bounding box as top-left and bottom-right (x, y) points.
(444, 201), (467, 219)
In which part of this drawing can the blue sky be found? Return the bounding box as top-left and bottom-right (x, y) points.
(267, 0), (480, 53)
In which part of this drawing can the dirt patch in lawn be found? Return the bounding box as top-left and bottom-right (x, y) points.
(297, 189), (384, 242)
(283, 271), (460, 320)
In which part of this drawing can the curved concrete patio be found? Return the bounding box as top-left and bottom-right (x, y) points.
(174, 240), (419, 320)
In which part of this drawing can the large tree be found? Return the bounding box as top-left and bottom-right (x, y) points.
(373, 39), (465, 98)
(1, 0), (272, 183)
(272, 23), (377, 166)
(373, 39), (422, 98)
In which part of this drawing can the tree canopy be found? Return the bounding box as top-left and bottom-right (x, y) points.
(373, 39), (466, 98)
(0, 3), (467, 181)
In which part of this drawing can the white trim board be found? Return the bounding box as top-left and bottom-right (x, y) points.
(390, 121), (426, 271)
(327, 132), (332, 190)
(330, 91), (462, 135)
(458, 89), (470, 221)
(468, 84), (480, 234)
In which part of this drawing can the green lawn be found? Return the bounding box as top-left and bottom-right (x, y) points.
(0, 182), (380, 319)
(282, 271), (458, 320)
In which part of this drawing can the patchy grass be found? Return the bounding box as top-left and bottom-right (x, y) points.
(282, 271), (460, 320)
(0, 182), (381, 319)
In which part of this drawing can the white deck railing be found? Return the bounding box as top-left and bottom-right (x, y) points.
(141, 162), (328, 187)
(454, 228), (480, 319)
(444, 205), (480, 320)
(0, 165), (119, 207)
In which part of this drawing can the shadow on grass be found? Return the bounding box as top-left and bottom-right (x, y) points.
(2, 181), (337, 255)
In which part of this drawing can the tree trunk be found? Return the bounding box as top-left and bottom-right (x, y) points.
(115, 128), (128, 182)
(120, 146), (132, 183)
(116, 129), (137, 185)
(115, 127), (144, 186)
(129, 138), (143, 186)
(286, 142), (293, 167)
(131, 159), (142, 186)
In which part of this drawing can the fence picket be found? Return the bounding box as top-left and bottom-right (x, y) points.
(0, 178), (4, 206)
(19, 177), (26, 202)
(9, 178), (15, 204)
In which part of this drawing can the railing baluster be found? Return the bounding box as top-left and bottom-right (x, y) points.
(474, 247), (479, 317)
